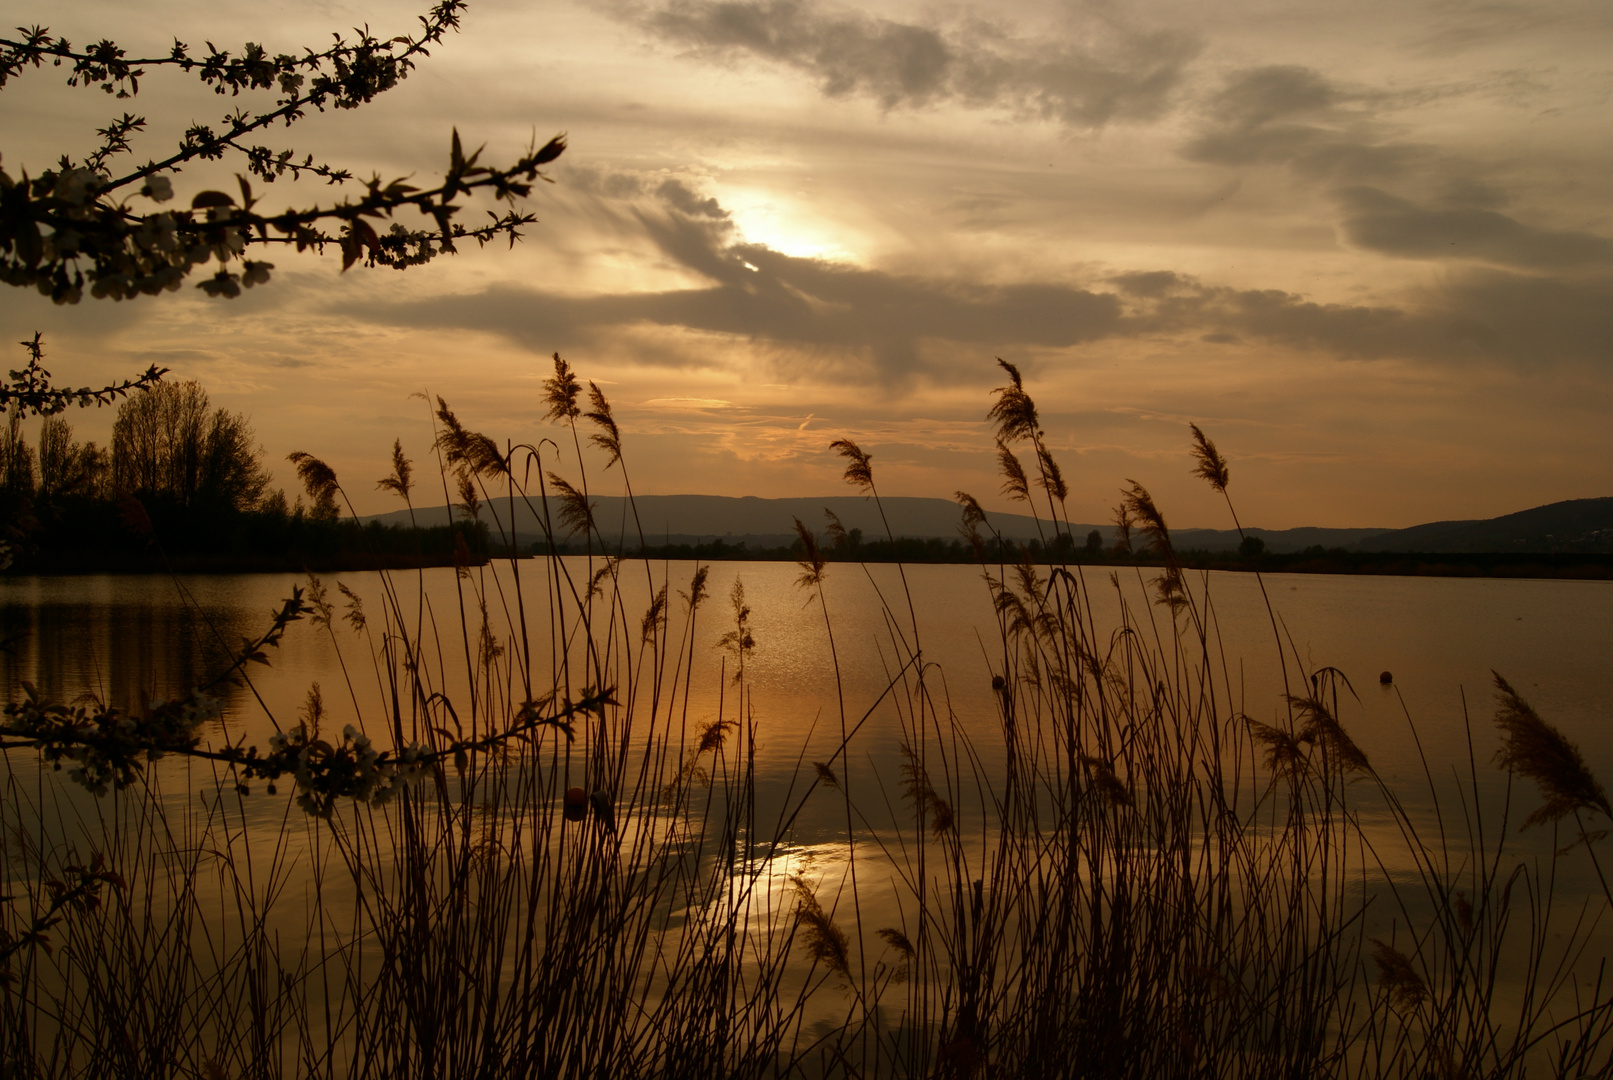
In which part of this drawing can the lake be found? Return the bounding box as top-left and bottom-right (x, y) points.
(4, 561), (1613, 1074)
(4, 562), (1610, 790)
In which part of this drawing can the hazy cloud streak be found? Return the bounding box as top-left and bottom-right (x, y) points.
(1336, 187), (1613, 270)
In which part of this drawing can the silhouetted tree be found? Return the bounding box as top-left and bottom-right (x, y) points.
(111, 380), (268, 512)
(37, 415), (106, 500)
(0, 407), (32, 501)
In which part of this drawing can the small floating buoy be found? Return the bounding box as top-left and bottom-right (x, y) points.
(564, 786), (588, 822)
(1379, 671), (1393, 685)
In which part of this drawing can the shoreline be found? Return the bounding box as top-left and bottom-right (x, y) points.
(7, 549), (1610, 581)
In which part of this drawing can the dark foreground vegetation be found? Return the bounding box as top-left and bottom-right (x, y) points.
(4, 357), (1613, 1078)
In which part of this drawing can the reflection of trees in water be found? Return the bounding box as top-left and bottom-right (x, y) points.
(0, 602), (250, 715)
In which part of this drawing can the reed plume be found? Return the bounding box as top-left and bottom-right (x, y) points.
(716, 579), (754, 680)
(1247, 717), (1307, 780)
(794, 517), (827, 591)
(376, 438), (413, 501)
(337, 581), (365, 632)
(584, 381), (621, 467)
(997, 440), (1030, 502)
(1079, 753), (1134, 809)
(543, 351), (581, 422)
(545, 472), (594, 537)
(1290, 694), (1370, 773)
(955, 490), (989, 557)
(679, 563), (710, 610)
(791, 874), (851, 977)
(831, 438), (873, 491)
(877, 926), (915, 960)
(1493, 671), (1611, 827)
(640, 586), (667, 643)
(988, 356), (1039, 443)
(1370, 939), (1427, 1011)
(455, 469), (480, 520)
(1188, 423), (1229, 493)
(1153, 565), (1188, 613)
(433, 398), (504, 476)
(901, 742), (954, 837)
(955, 491), (987, 531)
(1111, 499), (1133, 552)
(1036, 443), (1068, 502)
(822, 507), (848, 548)
(287, 450), (340, 516)
(1120, 479), (1170, 555)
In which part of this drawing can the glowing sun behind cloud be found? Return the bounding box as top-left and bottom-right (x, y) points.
(720, 189), (862, 263)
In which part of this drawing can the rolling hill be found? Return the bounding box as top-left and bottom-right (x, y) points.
(363, 494), (1384, 553)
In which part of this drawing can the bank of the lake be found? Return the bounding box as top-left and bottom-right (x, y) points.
(553, 538), (1613, 581)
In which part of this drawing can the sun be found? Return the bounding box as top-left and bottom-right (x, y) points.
(720, 190), (859, 263)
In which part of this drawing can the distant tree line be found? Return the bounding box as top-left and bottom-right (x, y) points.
(554, 527), (1134, 566)
(539, 520), (1613, 581)
(0, 380), (484, 573)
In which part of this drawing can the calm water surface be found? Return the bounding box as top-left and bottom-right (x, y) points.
(4, 563), (1610, 784)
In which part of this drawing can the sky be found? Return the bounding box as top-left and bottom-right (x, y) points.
(3, 0), (1611, 528)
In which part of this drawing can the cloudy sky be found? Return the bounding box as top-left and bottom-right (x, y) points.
(4, 0), (1611, 528)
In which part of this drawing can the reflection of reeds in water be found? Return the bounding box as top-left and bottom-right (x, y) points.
(4, 355), (1613, 1077)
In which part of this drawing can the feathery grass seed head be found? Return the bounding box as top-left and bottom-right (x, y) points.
(544, 352), (581, 422)
(1121, 480), (1171, 556)
(830, 438), (873, 491)
(1036, 444), (1068, 502)
(790, 874), (851, 977)
(584, 381), (621, 466)
(376, 438), (413, 501)
(1493, 671), (1611, 827)
(794, 517), (826, 590)
(1189, 423), (1230, 493)
(988, 357), (1039, 444)
(997, 440), (1030, 503)
(1371, 939), (1427, 1011)
(1290, 695), (1370, 773)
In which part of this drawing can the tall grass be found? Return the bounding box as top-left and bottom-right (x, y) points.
(3, 355), (1612, 1077)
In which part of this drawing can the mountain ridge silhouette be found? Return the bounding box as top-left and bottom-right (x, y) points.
(363, 493), (1613, 554)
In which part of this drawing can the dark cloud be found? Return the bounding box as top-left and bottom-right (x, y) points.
(655, 179), (731, 220)
(1139, 269), (1613, 370)
(1124, 278), (1459, 361)
(338, 182), (1613, 380)
(1182, 65), (1426, 183)
(1436, 176), (1511, 211)
(1336, 187), (1613, 270)
(346, 232), (1127, 380)
(1434, 270), (1613, 367)
(561, 164), (655, 202)
(638, 0), (1200, 127)
(1206, 65), (1337, 127)
(1109, 270), (1188, 298)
